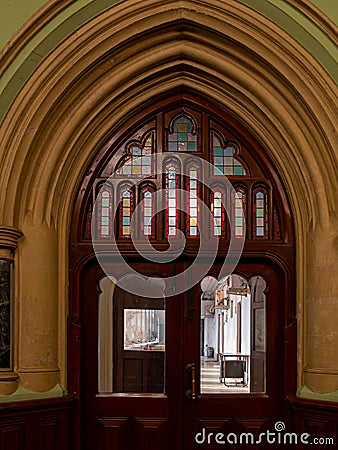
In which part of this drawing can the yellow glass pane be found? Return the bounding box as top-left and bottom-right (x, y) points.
(123, 226), (130, 235)
(190, 218), (197, 226)
(132, 165), (142, 174)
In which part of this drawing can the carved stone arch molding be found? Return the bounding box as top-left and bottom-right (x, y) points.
(0, 0), (336, 396)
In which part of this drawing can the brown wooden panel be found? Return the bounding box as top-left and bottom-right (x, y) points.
(96, 418), (129, 450)
(0, 424), (25, 450)
(0, 397), (73, 450)
(290, 397), (338, 449)
(195, 420), (229, 450)
(136, 419), (167, 450)
(36, 417), (59, 450)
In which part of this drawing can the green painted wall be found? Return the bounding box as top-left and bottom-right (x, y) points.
(311, 0), (338, 24)
(0, 0), (336, 51)
(0, 0), (47, 50)
(0, 0), (336, 123)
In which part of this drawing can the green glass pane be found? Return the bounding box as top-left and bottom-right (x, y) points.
(214, 147), (223, 156)
(102, 198), (110, 207)
(235, 217), (243, 226)
(256, 209), (264, 218)
(214, 166), (223, 175)
(178, 133), (187, 142)
(234, 166), (243, 175)
(214, 226), (222, 235)
(188, 142), (197, 151)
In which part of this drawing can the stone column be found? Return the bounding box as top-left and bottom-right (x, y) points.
(0, 226), (23, 394)
(304, 222), (338, 393)
(17, 220), (60, 392)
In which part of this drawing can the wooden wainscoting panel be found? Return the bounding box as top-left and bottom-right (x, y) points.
(136, 418), (167, 450)
(0, 423), (26, 450)
(290, 396), (338, 447)
(36, 414), (70, 450)
(96, 418), (130, 450)
(194, 419), (229, 450)
(0, 396), (73, 450)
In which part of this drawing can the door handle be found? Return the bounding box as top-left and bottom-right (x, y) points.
(186, 363), (197, 400)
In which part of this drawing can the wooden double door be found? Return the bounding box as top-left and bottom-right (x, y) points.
(76, 256), (293, 450)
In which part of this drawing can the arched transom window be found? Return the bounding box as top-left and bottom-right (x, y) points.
(85, 104), (283, 243)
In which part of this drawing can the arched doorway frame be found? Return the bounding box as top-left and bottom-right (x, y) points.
(0, 0), (336, 404)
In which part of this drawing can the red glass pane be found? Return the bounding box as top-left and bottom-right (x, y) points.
(232, 188), (246, 238)
(142, 189), (155, 238)
(119, 188), (133, 237)
(187, 166), (199, 237)
(166, 165), (179, 238)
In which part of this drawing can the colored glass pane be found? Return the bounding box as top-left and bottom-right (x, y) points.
(142, 189), (154, 237)
(118, 132), (154, 176)
(187, 166), (199, 237)
(98, 188), (112, 238)
(166, 166), (178, 237)
(212, 190), (225, 237)
(120, 189), (133, 237)
(168, 115), (198, 152)
(233, 189), (246, 238)
(254, 190), (268, 238)
(212, 132), (247, 177)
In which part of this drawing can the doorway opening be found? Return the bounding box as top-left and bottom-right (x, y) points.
(69, 93), (296, 450)
(200, 274), (266, 394)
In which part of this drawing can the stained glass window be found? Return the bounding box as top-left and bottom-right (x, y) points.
(168, 115), (198, 152)
(142, 189), (154, 237)
(166, 164), (179, 237)
(187, 166), (199, 237)
(211, 190), (225, 237)
(98, 187), (112, 238)
(120, 187), (133, 237)
(212, 131), (248, 177)
(253, 189), (268, 238)
(233, 188), (246, 238)
(117, 131), (153, 176)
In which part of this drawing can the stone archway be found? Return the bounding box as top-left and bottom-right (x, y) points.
(0, 0), (336, 400)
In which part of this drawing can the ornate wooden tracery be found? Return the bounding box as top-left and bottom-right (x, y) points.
(78, 98), (289, 247)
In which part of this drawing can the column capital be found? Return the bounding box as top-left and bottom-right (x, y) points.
(0, 226), (23, 251)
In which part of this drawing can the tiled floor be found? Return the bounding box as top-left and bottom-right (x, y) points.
(200, 358), (249, 394)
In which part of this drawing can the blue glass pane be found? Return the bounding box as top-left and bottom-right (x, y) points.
(169, 142), (178, 151)
(224, 146), (233, 156)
